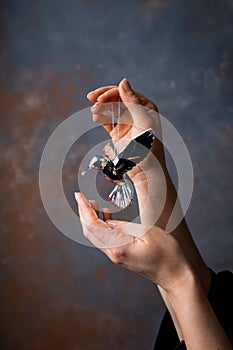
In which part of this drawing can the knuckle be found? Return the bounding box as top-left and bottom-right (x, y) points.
(149, 101), (159, 112)
(111, 257), (120, 265)
(130, 93), (142, 104)
(111, 248), (125, 265)
(92, 113), (102, 123)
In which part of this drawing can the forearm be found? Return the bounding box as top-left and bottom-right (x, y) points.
(133, 171), (211, 293)
(133, 170), (211, 340)
(166, 269), (232, 350)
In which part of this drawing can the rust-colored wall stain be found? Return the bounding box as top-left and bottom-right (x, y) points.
(94, 266), (106, 283)
(0, 0), (232, 349)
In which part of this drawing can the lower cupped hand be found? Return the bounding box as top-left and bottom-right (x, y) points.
(75, 192), (192, 292)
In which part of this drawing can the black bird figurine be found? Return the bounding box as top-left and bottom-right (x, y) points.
(81, 128), (155, 209)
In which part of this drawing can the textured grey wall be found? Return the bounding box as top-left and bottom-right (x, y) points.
(0, 0), (232, 349)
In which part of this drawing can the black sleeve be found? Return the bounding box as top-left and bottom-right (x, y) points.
(153, 269), (233, 350)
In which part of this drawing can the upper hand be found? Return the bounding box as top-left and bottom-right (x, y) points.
(87, 79), (167, 178)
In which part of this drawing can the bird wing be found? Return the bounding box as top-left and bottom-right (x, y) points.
(117, 128), (155, 164)
(112, 128), (155, 175)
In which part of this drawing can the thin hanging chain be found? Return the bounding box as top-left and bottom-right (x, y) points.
(111, 103), (116, 157)
(111, 102), (121, 157)
(116, 101), (121, 156)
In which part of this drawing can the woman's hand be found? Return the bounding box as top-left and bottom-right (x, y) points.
(87, 78), (167, 180)
(75, 191), (191, 292)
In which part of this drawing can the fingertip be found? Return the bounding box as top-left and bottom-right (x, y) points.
(87, 86), (118, 102)
(97, 87), (119, 103)
(106, 220), (116, 228)
(119, 78), (133, 92)
(87, 94), (97, 102)
(106, 220), (129, 229)
(102, 207), (111, 212)
(118, 77), (126, 85)
(75, 192), (92, 208)
(74, 191), (81, 203)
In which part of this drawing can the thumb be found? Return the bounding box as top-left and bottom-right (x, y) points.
(118, 78), (158, 135)
(119, 78), (159, 112)
(106, 220), (148, 238)
(118, 78), (142, 104)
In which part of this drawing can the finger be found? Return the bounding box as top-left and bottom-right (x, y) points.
(119, 81), (164, 164)
(75, 192), (134, 248)
(119, 80), (163, 160)
(74, 193), (134, 269)
(87, 85), (117, 101)
(102, 208), (112, 221)
(89, 200), (99, 218)
(91, 103), (113, 133)
(117, 78), (159, 139)
(119, 78), (141, 104)
(119, 78), (158, 111)
(74, 193), (115, 256)
(91, 102), (129, 135)
(97, 87), (119, 103)
(87, 224), (134, 248)
(75, 191), (92, 209)
(75, 192), (105, 227)
(91, 102), (123, 122)
(75, 193), (129, 246)
(106, 220), (148, 238)
(91, 102), (133, 140)
(118, 78), (157, 129)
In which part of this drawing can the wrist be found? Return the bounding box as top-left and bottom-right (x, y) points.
(165, 266), (199, 298)
(150, 234), (195, 292)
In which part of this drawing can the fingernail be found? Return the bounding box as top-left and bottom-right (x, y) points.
(106, 220), (115, 228)
(87, 90), (95, 96)
(122, 78), (132, 92)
